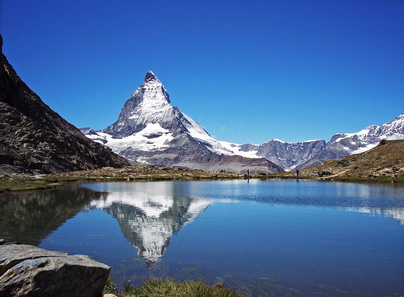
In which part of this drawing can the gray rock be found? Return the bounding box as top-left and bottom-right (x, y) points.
(0, 164), (23, 175)
(0, 244), (64, 276)
(0, 243), (110, 297)
(256, 139), (326, 171)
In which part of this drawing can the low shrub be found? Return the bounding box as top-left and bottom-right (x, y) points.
(104, 277), (243, 297)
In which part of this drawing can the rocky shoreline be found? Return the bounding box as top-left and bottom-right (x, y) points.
(0, 240), (242, 297)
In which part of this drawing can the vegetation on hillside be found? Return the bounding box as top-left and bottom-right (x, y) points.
(277, 139), (404, 183)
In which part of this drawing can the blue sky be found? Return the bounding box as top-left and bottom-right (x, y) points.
(1, 0), (403, 144)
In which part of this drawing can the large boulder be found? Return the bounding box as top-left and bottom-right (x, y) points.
(0, 242), (110, 297)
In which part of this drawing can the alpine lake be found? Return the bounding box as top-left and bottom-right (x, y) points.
(1, 179), (403, 296)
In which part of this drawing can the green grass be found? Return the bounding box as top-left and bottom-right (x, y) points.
(0, 179), (62, 192)
(103, 277), (244, 297)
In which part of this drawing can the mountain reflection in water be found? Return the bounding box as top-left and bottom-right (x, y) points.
(1, 180), (403, 296)
(87, 182), (212, 266)
(0, 185), (103, 245)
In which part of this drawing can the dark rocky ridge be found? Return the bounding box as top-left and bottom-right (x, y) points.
(0, 35), (130, 173)
(255, 139), (326, 170)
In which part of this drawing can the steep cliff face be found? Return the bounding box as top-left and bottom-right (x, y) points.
(256, 139), (326, 171)
(0, 35), (130, 173)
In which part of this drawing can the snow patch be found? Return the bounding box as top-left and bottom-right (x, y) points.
(180, 112), (234, 155)
(88, 123), (173, 153)
(350, 143), (378, 155)
(218, 141), (260, 158)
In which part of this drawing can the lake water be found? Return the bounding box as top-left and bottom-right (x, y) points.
(1, 179), (403, 296)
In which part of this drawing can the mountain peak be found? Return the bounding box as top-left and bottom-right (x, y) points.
(144, 70), (158, 83)
(395, 113), (404, 121)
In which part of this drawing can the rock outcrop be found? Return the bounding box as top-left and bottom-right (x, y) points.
(0, 241), (110, 297)
(0, 34), (130, 173)
(255, 139), (326, 171)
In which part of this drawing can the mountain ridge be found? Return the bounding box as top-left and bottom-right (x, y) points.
(296, 113), (404, 169)
(296, 139), (404, 182)
(0, 34), (130, 173)
(215, 113), (404, 171)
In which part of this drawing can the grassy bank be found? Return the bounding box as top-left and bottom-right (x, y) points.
(271, 171), (404, 184)
(0, 175), (64, 192)
(0, 165), (272, 193)
(271, 140), (404, 184)
(103, 277), (243, 297)
(1, 167), (403, 193)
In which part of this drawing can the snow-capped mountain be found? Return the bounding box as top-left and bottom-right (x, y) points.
(222, 114), (404, 171)
(81, 71), (403, 172)
(213, 139), (326, 171)
(297, 113), (404, 169)
(82, 71), (282, 173)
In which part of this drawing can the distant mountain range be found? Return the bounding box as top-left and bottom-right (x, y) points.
(299, 139), (404, 184)
(296, 114), (404, 169)
(82, 71), (404, 172)
(0, 35), (129, 174)
(231, 113), (404, 170)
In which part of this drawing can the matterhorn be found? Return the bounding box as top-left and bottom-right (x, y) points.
(82, 71), (282, 173)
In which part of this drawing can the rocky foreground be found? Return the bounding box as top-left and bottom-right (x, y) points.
(0, 240), (110, 297)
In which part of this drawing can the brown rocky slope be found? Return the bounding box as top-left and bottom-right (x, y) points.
(296, 139), (404, 182)
(0, 35), (130, 173)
